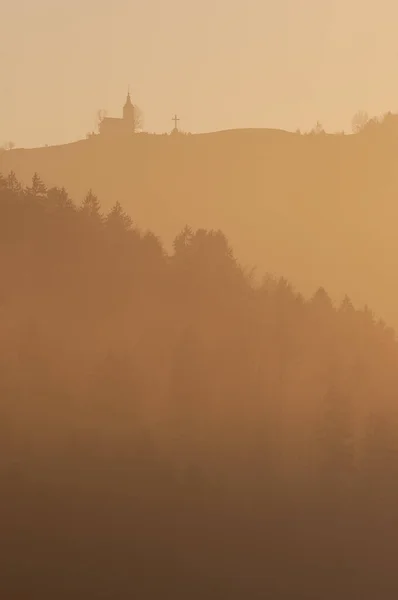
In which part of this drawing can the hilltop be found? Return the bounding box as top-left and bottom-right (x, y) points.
(2, 126), (398, 328)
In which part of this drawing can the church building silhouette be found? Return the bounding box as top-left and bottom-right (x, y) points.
(99, 91), (136, 136)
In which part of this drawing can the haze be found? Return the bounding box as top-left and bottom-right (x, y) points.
(4, 1), (398, 598)
(3, 0), (398, 147)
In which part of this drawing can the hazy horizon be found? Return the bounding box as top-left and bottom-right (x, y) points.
(3, 0), (398, 147)
(4, 3), (398, 597)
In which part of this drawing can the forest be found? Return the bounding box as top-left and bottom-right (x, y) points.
(3, 120), (398, 334)
(2, 170), (398, 598)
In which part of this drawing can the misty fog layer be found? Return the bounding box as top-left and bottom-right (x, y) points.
(2, 118), (398, 330)
(2, 172), (398, 598)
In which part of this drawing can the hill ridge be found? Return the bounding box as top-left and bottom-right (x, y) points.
(1, 127), (397, 329)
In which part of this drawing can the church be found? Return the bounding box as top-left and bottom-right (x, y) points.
(99, 91), (136, 136)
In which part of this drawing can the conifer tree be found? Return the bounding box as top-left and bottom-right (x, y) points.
(6, 170), (22, 194)
(79, 189), (102, 221)
(25, 172), (47, 198)
(105, 201), (132, 233)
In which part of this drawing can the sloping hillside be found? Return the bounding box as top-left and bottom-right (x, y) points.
(2, 127), (398, 327)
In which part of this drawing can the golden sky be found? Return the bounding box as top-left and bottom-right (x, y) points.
(2, 0), (398, 147)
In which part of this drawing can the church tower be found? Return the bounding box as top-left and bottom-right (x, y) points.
(123, 89), (135, 133)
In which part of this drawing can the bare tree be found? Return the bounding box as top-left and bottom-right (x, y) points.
(313, 120), (324, 135)
(96, 109), (108, 133)
(3, 141), (15, 151)
(351, 110), (369, 134)
(134, 105), (144, 132)
(307, 121), (324, 135)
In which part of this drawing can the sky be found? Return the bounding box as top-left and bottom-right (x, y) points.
(1, 0), (398, 147)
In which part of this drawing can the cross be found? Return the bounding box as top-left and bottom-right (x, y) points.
(172, 114), (180, 130)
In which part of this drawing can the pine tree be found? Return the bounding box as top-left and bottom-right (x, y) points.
(339, 294), (354, 314)
(172, 225), (193, 257)
(47, 186), (75, 210)
(79, 189), (102, 221)
(25, 172), (47, 198)
(0, 172), (7, 190)
(105, 201), (132, 233)
(6, 171), (22, 194)
(311, 286), (334, 312)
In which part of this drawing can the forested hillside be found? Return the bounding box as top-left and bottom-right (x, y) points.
(2, 124), (398, 330)
(2, 172), (398, 598)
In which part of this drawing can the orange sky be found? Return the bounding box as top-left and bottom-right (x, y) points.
(2, 0), (398, 147)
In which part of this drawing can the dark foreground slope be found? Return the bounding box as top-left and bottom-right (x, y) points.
(2, 178), (398, 599)
(2, 127), (398, 326)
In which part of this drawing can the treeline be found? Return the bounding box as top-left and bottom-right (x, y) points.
(1, 171), (398, 598)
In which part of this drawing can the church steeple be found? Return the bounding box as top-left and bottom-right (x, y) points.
(125, 86), (132, 106)
(123, 86), (135, 132)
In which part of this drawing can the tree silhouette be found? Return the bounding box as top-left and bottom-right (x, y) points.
(351, 110), (369, 133)
(96, 108), (108, 132)
(339, 294), (354, 314)
(105, 201), (133, 233)
(133, 105), (144, 132)
(25, 172), (47, 198)
(79, 189), (102, 221)
(6, 170), (22, 194)
(172, 224), (193, 257)
(1, 170), (398, 598)
(47, 186), (75, 210)
(2, 141), (15, 151)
